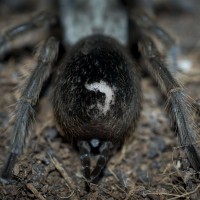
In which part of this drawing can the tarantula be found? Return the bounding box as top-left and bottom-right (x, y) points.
(0, 0), (200, 187)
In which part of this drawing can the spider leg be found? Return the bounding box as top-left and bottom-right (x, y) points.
(0, 11), (57, 59)
(154, 0), (196, 15)
(90, 141), (112, 184)
(145, 23), (179, 75)
(125, 0), (177, 47)
(1, 37), (59, 179)
(193, 99), (200, 116)
(78, 141), (91, 181)
(138, 35), (200, 171)
(127, 1), (179, 74)
(129, 23), (179, 70)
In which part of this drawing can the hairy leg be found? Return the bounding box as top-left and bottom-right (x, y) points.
(1, 37), (59, 179)
(0, 11), (57, 59)
(125, 0), (179, 74)
(138, 35), (200, 171)
(193, 99), (200, 116)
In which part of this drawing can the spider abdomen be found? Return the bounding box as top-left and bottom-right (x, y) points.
(53, 35), (141, 143)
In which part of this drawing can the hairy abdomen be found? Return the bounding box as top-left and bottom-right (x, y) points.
(53, 35), (141, 143)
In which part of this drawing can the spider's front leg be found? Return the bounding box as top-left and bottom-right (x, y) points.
(138, 35), (200, 171)
(1, 37), (59, 180)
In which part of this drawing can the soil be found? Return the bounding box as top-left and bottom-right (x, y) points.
(0, 1), (200, 199)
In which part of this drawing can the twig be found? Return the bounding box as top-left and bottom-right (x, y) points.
(168, 184), (200, 200)
(50, 155), (76, 191)
(26, 183), (46, 200)
(124, 184), (136, 200)
(50, 154), (79, 200)
(96, 184), (120, 200)
(145, 184), (200, 200)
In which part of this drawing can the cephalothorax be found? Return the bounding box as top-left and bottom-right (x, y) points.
(1, 0), (200, 188)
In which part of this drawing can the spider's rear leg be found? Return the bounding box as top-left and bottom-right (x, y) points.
(193, 99), (200, 116)
(126, 1), (179, 74)
(138, 35), (200, 171)
(148, 25), (180, 75)
(1, 37), (59, 179)
(0, 11), (57, 59)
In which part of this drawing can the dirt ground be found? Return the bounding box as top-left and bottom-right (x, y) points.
(0, 1), (200, 199)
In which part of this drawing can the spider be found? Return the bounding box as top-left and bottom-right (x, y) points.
(0, 0), (200, 187)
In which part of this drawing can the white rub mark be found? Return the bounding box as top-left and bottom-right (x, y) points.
(85, 80), (116, 115)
